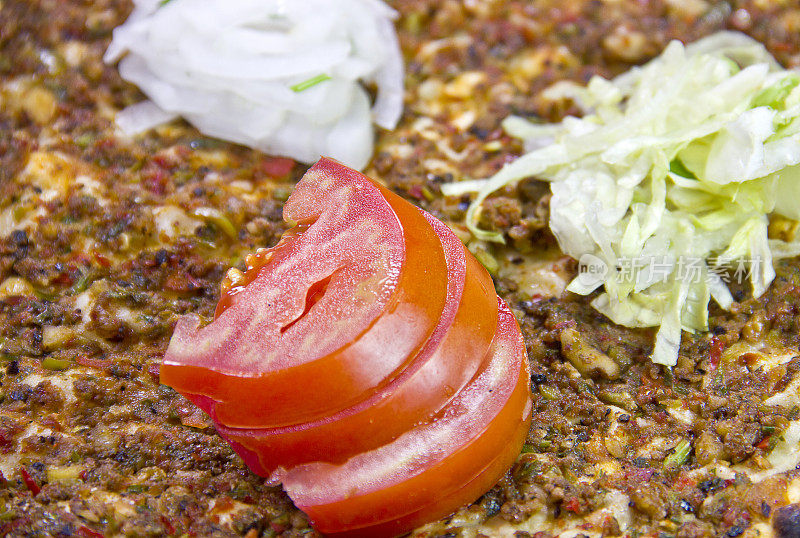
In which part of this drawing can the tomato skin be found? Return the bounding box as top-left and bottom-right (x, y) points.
(215, 210), (499, 468)
(328, 414), (531, 538)
(160, 158), (449, 429)
(276, 301), (531, 536)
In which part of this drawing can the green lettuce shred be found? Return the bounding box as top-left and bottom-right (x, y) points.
(441, 31), (800, 366)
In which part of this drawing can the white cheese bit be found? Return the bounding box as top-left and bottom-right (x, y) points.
(0, 452), (21, 480)
(74, 288), (96, 326)
(0, 277), (35, 298)
(788, 478), (800, 503)
(208, 498), (254, 527)
(666, 406), (696, 425)
(439, 488), (630, 538)
(0, 150), (112, 239)
(765, 376), (800, 408)
(152, 205), (202, 241)
(497, 250), (572, 300)
(19, 150), (78, 201)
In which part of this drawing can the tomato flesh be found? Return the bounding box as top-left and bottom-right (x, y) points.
(160, 158), (449, 428)
(329, 415), (531, 538)
(270, 300), (531, 535)
(215, 210), (498, 467)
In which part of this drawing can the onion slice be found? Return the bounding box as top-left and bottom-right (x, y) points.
(105, 0), (404, 170)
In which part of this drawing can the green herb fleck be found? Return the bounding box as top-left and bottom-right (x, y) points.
(664, 439), (692, 469)
(290, 74), (332, 93)
(42, 357), (70, 371)
(71, 273), (93, 294)
(192, 207), (237, 239)
(471, 246), (499, 276)
(539, 384), (561, 401)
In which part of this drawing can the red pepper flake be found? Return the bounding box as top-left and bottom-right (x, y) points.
(674, 473), (695, 489)
(261, 156), (295, 178)
(145, 168), (169, 195)
(174, 145), (192, 159)
(563, 497), (581, 513)
(0, 431), (12, 452)
(152, 154), (176, 170)
(40, 415), (64, 432)
(709, 336), (724, 370)
(78, 525), (105, 538)
(19, 467), (40, 496)
(76, 356), (110, 370)
(756, 436), (771, 450)
(160, 515), (176, 535)
(91, 250), (112, 268)
(53, 272), (76, 286)
(407, 185), (425, 200)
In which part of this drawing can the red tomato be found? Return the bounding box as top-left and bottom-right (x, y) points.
(229, 301), (531, 536)
(161, 158), (533, 537)
(160, 158), (449, 428)
(334, 417), (530, 538)
(215, 211), (499, 467)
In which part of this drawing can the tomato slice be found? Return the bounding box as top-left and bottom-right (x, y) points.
(270, 300), (531, 535)
(215, 211), (498, 467)
(329, 415), (531, 538)
(160, 158), (449, 427)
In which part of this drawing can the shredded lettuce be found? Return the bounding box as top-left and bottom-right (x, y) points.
(442, 31), (800, 366)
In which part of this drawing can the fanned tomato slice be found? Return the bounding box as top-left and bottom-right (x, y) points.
(254, 301), (532, 536)
(160, 158), (448, 427)
(214, 211), (498, 466)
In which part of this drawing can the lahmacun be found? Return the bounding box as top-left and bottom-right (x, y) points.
(3, 1), (800, 536)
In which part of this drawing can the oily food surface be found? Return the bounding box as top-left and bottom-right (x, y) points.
(3, 0), (800, 537)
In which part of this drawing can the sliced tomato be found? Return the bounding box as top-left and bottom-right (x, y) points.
(215, 211), (498, 467)
(160, 158), (449, 428)
(332, 415), (531, 538)
(257, 300), (532, 535)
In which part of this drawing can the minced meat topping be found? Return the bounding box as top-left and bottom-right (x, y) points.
(4, 1), (800, 537)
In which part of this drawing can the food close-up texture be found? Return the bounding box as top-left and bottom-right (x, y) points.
(5, 1), (800, 537)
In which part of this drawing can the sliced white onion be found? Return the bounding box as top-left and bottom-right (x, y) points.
(115, 100), (178, 136)
(105, 0), (404, 170)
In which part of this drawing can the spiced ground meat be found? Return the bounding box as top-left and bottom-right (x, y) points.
(3, 1), (800, 537)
